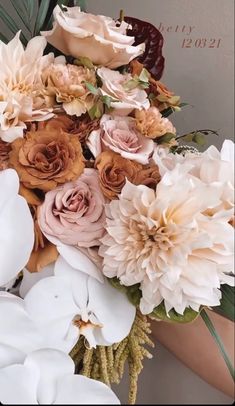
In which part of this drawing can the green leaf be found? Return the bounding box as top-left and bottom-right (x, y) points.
(88, 104), (103, 120)
(213, 284), (235, 322)
(101, 95), (119, 108)
(34, 0), (50, 35)
(179, 102), (189, 108)
(138, 68), (150, 83)
(138, 80), (149, 89)
(150, 302), (200, 323)
(0, 32), (8, 43)
(108, 278), (142, 307)
(161, 107), (175, 118)
(74, 56), (94, 69)
(157, 132), (176, 144)
(0, 5), (20, 36)
(44, 0), (70, 31)
(85, 82), (99, 96)
(73, 0), (86, 10)
(192, 132), (206, 146)
(201, 309), (235, 381)
(122, 78), (139, 91)
(9, 0), (34, 36)
(108, 277), (199, 323)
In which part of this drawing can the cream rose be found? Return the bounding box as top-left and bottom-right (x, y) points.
(41, 6), (145, 69)
(38, 168), (106, 248)
(87, 115), (154, 165)
(97, 67), (150, 115)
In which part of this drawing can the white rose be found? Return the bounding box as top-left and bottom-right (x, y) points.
(41, 6), (145, 69)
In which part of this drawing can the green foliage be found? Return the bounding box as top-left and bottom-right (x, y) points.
(156, 132), (176, 144)
(34, 0), (50, 35)
(0, 0), (86, 45)
(150, 302), (200, 323)
(88, 104), (103, 120)
(85, 82), (99, 96)
(176, 128), (219, 148)
(123, 68), (150, 91)
(161, 106), (175, 117)
(213, 284), (235, 322)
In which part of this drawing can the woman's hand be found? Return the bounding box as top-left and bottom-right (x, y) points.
(151, 309), (234, 398)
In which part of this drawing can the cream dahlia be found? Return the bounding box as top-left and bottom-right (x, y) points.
(100, 165), (234, 315)
(0, 32), (54, 142)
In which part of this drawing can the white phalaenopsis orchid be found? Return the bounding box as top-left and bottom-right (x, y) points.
(0, 32), (54, 142)
(0, 293), (45, 368)
(0, 169), (34, 287)
(0, 349), (120, 404)
(24, 253), (136, 351)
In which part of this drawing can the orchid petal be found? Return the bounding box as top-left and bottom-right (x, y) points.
(57, 244), (103, 282)
(24, 349), (74, 404)
(54, 375), (120, 405)
(88, 277), (136, 345)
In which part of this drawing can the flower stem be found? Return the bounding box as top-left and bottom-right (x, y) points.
(119, 9), (125, 22)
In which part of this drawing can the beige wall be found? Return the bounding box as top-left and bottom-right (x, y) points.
(86, 0), (234, 150)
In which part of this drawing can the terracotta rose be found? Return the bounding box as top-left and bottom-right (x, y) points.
(9, 129), (84, 191)
(95, 150), (161, 199)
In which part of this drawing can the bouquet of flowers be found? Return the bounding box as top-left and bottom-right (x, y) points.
(0, 1), (234, 404)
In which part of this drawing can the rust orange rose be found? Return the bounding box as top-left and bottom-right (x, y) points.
(18, 186), (58, 273)
(95, 150), (161, 199)
(39, 114), (100, 144)
(9, 129), (84, 191)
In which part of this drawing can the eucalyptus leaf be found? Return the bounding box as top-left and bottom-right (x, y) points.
(192, 132), (206, 146)
(157, 132), (176, 144)
(213, 284), (235, 322)
(179, 102), (189, 108)
(88, 103), (103, 120)
(85, 82), (99, 95)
